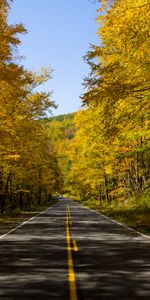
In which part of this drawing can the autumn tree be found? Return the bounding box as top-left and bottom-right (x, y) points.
(0, 0), (62, 213)
(68, 0), (150, 205)
(45, 114), (75, 193)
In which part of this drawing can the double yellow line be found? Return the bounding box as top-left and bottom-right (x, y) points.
(66, 206), (78, 300)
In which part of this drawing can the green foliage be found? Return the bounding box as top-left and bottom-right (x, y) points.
(44, 113), (75, 193)
(44, 113), (74, 123)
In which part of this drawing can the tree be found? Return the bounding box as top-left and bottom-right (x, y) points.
(68, 0), (150, 205)
(0, 0), (61, 214)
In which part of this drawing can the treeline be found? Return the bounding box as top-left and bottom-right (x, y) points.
(1, 0), (149, 214)
(0, 0), (62, 214)
(43, 113), (74, 123)
(45, 113), (75, 189)
(67, 0), (150, 207)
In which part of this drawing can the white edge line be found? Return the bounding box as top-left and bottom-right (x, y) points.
(70, 199), (150, 241)
(0, 202), (59, 240)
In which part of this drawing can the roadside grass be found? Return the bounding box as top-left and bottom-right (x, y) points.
(76, 197), (150, 236)
(99, 206), (150, 235)
(0, 199), (58, 236)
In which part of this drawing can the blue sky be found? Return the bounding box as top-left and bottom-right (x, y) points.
(9, 0), (100, 116)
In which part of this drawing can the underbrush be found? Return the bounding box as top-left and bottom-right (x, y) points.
(0, 198), (58, 223)
(76, 196), (150, 235)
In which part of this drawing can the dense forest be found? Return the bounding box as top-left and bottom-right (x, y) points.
(0, 0), (150, 230)
(45, 0), (150, 229)
(55, 0), (150, 207)
(0, 0), (63, 214)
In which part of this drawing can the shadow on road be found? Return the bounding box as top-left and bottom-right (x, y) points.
(0, 199), (149, 300)
(0, 203), (69, 300)
(70, 201), (150, 300)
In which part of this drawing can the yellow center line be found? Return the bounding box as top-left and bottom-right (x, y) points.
(73, 240), (78, 252)
(66, 207), (78, 300)
(67, 205), (72, 226)
(67, 205), (71, 218)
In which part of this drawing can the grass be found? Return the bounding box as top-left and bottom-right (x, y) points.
(76, 197), (150, 236)
(0, 199), (58, 236)
(99, 207), (150, 235)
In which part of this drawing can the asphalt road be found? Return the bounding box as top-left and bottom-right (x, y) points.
(0, 197), (150, 300)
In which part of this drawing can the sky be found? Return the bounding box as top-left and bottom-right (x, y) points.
(8, 0), (100, 116)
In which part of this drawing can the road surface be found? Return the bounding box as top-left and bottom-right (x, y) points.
(0, 197), (150, 299)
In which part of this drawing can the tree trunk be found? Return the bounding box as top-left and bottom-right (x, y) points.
(104, 174), (109, 204)
(37, 186), (41, 205)
(37, 170), (42, 205)
(1, 171), (12, 214)
(19, 190), (23, 210)
(97, 184), (102, 206)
